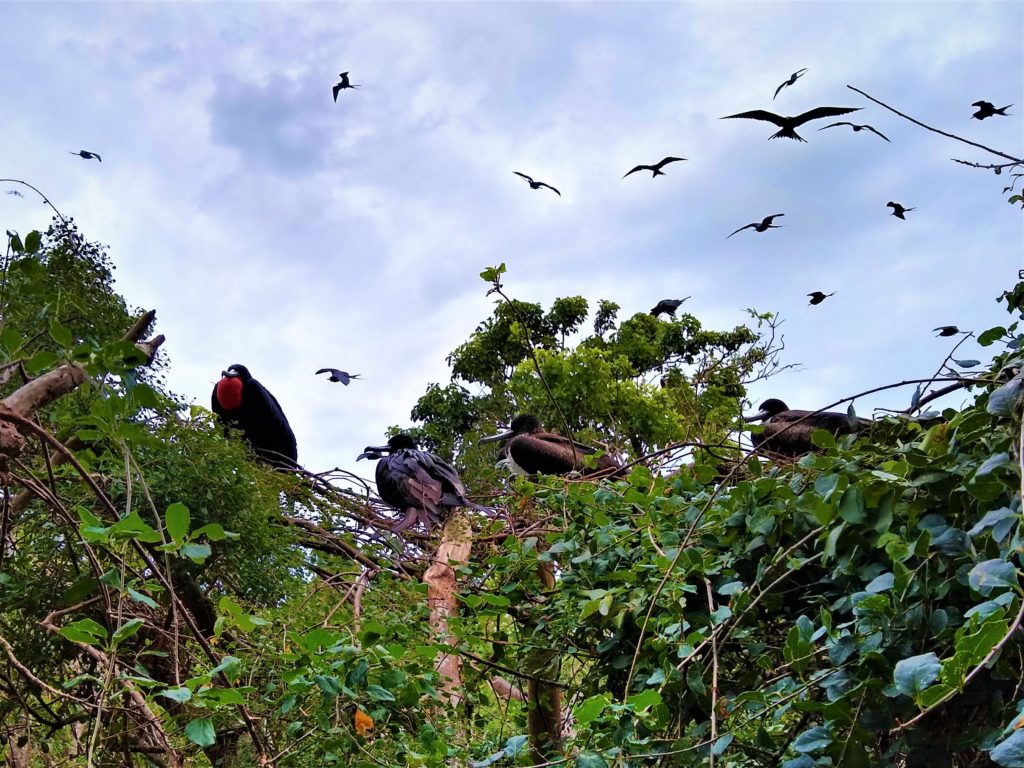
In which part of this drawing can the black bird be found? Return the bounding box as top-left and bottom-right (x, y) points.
(721, 107), (862, 142)
(316, 368), (361, 385)
(513, 172), (561, 197)
(773, 68), (808, 99)
(650, 297), (690, 318)
(479, 414), (620, 477)
(887, 201), (914, 220)
(69, 150), (101, 162)
(933, 326), (961, 337)
(623, 157), (686, 178)
(807, 291), (834, 306)
(972, 101), (1011, 120)
(332, 72), (360, 101)
(211, 364), (297, 466)
(727, 214), (784, 239)
(5, 190), (23, 198)
(357, 433), (481, 533)
(818, 122), (891, 142)
(744, 398), (869, 456)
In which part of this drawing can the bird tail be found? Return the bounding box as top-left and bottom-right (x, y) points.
(997, 104), (1012, 114)
(770, 128), (806, 143)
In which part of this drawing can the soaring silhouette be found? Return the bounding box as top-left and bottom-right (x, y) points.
(773, 68), (808, 99)
(5, 190), (23, 197)
(358, 434), (480, 533)
(727, 214), (784, 239)
(721, 107), (861, 142)
(933, 326), (961, 337)
(69, 150), (101, 162)
(623, 157), (686, 178)
(332, 72), (359, 101)
(807, 291), (834, 306)
(315, 368), (361, 385)
(513, 172), (561, 196)
(745, 398), (869, 456)
(887, 201), (915, 220)
(479, 414), (619, 477)
(211, 364), (297, 466)
(818, 122), (891, 142)
(972, 101), (1011, 120)
(650, 297), (690, 318)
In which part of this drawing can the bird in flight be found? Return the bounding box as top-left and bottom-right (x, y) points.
(513, 172), (561, 196)
(5, 190), (23, 198)
(69, 150), (101, 162)
(316, 368), (361, 385)
(773, 68), (808, 99)
(933, 326), (961, 337)
(623, 157), (686, 178)
(972, 101), (1011, 120)
(887, 201), (915, 220)
(721, 107), (862, 142)
(650, 297), (690, 318)
(727, 214), (784, 239)
(807, 291), (835, 306)
(818, 122), (891, 142)
(333, 72), (360, 101)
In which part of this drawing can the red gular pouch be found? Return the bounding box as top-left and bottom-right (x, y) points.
(215, 376), (244, 410)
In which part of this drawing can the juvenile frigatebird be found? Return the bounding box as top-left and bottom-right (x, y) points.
(721, 107), (861, 142)
(623, 157), (686, 178)
(211, 364), (298, 466)
(807, 291), (834, 306)
(650, 297), (690, 318)
(357, 433), (481, 533)
(727, 214), (784, 239)
(972, 101), (1012, 120)
(479, 414), (619, 476)
(333, 72), (359, 101)
(744, 398), (869, 456)
(513, 172), (561, 196)
(818, 122), (891, 142)
(69, 150), (101, 162)
(316, 368), (361, 385)
(773, 68), (808, 99)
(933, 326), (961, 337)
(887, 201), (914, 220)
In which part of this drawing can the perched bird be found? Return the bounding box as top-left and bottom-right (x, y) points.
(721, 107), (862, 142)
(773, 68), (808, 99)
(650, 297), (691, 318)
(933, 326), (961, 337)
(357, 433), (481, 533)
(332, 72), (359, 101)
(513, 172), (561, 196)
(479, 413), (620, 477)
(972, 101), (1012, 120)
(69, 150), (101, 162)
(807, 291), (834, 306)
(5, 190), (23, 197)
(211, 364), (297, 466)
(817, 122), (891, 142)
(727, 214), (784, 239)
(623, 157), (686, 178)
(887, 201), (915, 220)
(315, 368), (361, 385)
(744, 398), (869, 456)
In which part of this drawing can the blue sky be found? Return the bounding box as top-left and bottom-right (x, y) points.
(1, 1), (1022, 471)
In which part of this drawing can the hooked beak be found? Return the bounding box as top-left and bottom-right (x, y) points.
(478, 429), (516, 445)
(357, 444), (389, 461)
(744, 410), (770, 423)
(221, 369), (239, 378)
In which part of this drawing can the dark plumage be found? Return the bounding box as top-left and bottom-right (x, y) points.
(773, 68), (808, 99)
(972, 101), (1011, 120)
(5, 190), (23, 197)
(211, 364), (297, 466)
(887, 201), (914, 220)
(513, 172), (561, 196)
(807, 291), (834, 306)
(357, 434), (480, 533)
(315, 368), (361, 385)
(650, 297), (690, 318)
(933, 326), (961, 337)
(69, 150), (101, 162)
(721, 107), (862, 142)
(744, 398), (869, 456)
(623, 157), (686, 178)
(333, 72), (360, 101)
(817, 122), (891, 142)
(479, 414), (619, 477)
(727, 214), (784, 239)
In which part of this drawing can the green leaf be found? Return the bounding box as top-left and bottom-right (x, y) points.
(127, 588), (158, 609)
(181, 543), (212, 564)
(792, 725), (832, 753)
(575, 752), (610, 768)
(626, 689), (661, 711)
(894, 652), (941, 697)
(158, 686), (192, 703)
(991, 729), (1024, 767)
(712, 733), (734, 756)
(838, 486), (866, 524)
(366, 684), (396, 702)
(184, 717), (216, 748)
(23, 230), (41, 254)
(314, 675), (342, 697)
(8, 232), (23, 252)
(165, 502), (190, 542)
(501, 735), (528, 758)
(111, 618), (145, 645)
(953, 358), (981, 368)
(58, 618), (108, 646)
(978, 326), (1007, 347)
(192, 523), (235, 541)
(49, 320), (73, 348)
(977, 452), (1012, 477)
(575, 693), (610, 725)
(108, 511), (161, 543)
(865, 572), (895, 593)
(969, 560), (1018, 595)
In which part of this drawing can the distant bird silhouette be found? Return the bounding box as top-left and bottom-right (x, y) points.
(479, 414), (619, 477)
(745, 398), (870, 456)
(727, 214), (784, 239)
(972, 101), (1011, 120)
(818, 122), (891, 142)
(887, 201), (915, 220)
(773, 68), (808, 99)
(513, 172), (561, 196)
(933, 326), (961, 337)
(211, 364), (297, 467)
(623, 157), (686, 178)
(5, 190), (23, 198)
(69, 150), (101, 162)
(316, 368), (361, 385)
(332, 72), (360, 101)
(721, 107), (861, 142)
(650, 297), (690, 318)
(807, 291), (834, 306)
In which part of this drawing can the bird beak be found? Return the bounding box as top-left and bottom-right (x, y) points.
(221, 370), (239, 378)
(744, 411), (770, 423)
(358, 445), (390, 460)
(478, 429), (516, 445)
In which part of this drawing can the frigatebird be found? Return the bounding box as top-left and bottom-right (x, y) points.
(744, 398), (869, 456)
(357, 433), (481, 533)
(69, 150), (101, 162)
(807, 291), (834, 306)
(933, 326), (961, 337)
(5, 190), (23, 198)
(721, 107), (862, 142)
(727, 214), (784, 239)
(513, 172), (561, 196)
(316, 368), (361, 385)
(972, 101), (1011, 120)
(887, 201), (914, 220)
(773, 68), (808, 99)
(623, 157), (686, 178)
(332, 72), (360, 101)
(650, 297), (690, 318)
(479, 413), (619, 477)
(818, 122), (891, 142)
(211, 364), (298, 466)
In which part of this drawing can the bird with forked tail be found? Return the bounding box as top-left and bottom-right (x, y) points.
(623, 157), (686, 178)
(722, 106), (862, 142)
(972, 101), (1011, 120)
(316, 368), (361, 385)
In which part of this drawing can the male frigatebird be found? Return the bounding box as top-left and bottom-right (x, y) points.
(333, 72), (359, 101)
(972, 101), (1011, 120)
(773, 68), (808, 99)
(807, 291), (834, 306)
(744, 398), (869, 457)
(818, 122), (891, 142)
(887, 201), (914, 220)
(933, 326), (961, 337)
(623, 157), (686, 178)
(316, 368), (361, 385)
(211, 364), (297, 466)
(721, 107), (861, 142)
(479, 414), (619, 476)
(513, 172), (561, 196)
(650, 297), (690, 318)
(727, 214), (784, 239)
(69, 150), (102, 162)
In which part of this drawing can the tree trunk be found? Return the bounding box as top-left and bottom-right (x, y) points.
(423, 512), (472, 706)
(526, 560), (563, 763)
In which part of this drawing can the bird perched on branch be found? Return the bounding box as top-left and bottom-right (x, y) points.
(623, 157), (686, 178)
(211, 364), (297, 467)
(807, 291), (834, 306)
(316, 368), (361, 385)
(721, 107), (861, 142)
(69, 150), (101, 162)
(650, 297), (690, 318)
(744, 398), (869, 456)
(887, 201), (914, 220)
(773, 68), (808, 99)
(357, 434), (482, 533)
(818, 122), (891, 142)
(972, 101), (1011, 120)
(479, 414), (619, 477)
(513, 172), (561, 196)
(727, 214), (784, 239)
(933, 326), (961, 337)
(332, 72), (359, 101)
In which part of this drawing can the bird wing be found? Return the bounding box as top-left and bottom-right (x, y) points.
(247, 379), (298, 462)
(538, 183), (561, 196)
(817, 122), (853, 131)
(722, 110), (788, 127)
(865, 125), (891, 142)
(513, 171), (534, 183)
(773, 81), (787, 100)
(332, 84), (342, 102)
(764, 213), (785, 223)
(656, 157), (686, 168)
(315, 368), (341, 377)
(791, 106), (862, 126)
(727, 223), (756, 238)
(622, 165), (650, 178)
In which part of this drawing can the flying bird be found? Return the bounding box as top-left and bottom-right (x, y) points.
(773, 68), (808, 100)
(69, 150), (101, 162)
(887, 201), (915, 220)
(807, 291), (834, 306)
(479, 413), (620, 477)
(5, 190), (23, 198)
(817, 122), (891, 142)
(357, 433), (482, 533)
(623, 157), (686, 178)
(650, 297), (691, 318)
(513, 172), (561, 196)
(744, 398), (870, 456)
(721, 107), (862, 142)
(332, 72), (360, 101)
(727, 214), (784, 239)
(211, 364), (297, 467)
(933, 326), (961, 337)
(315, 368), (361, 385)
(972, 101), (1012, 120)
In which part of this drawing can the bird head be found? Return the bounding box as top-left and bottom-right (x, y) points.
(222, 364), (252, 381)
(745, 398), (790, 422)
(478, 413), (542, 445)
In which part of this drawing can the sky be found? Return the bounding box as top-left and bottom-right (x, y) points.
(1, 1), (1022, 474)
